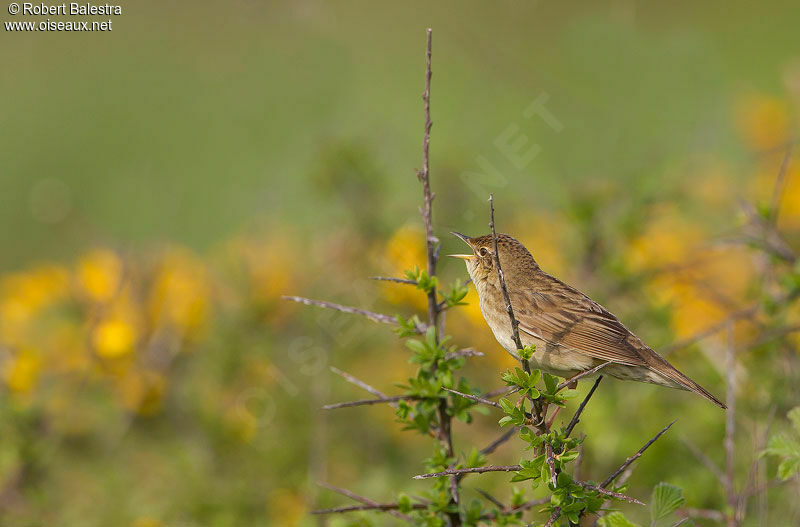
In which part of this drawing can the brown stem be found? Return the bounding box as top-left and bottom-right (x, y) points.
(322, 395), (418, 410)
(282, 296), (426, 333)
(442, 387), (502, 409)
(724, 324), (738, 527)
(488, 194), (530, 373)
(564, 376), (603, 438)
(416, 28), (459, 524)
(600, 420), (676, 488)
(317, 482), (416, 523)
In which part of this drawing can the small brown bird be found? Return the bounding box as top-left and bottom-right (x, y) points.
(449, 232), (726, 409)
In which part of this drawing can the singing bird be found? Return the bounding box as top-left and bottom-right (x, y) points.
(449, 232), (726, 409)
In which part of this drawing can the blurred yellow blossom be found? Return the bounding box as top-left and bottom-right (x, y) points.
(626, 209), (706, 272)
(118, 370), (165, 415)
(77, 249), (123, 303)
(736, 94), (791, 151)
(0, 265), (70, 345)
(512, 212), (567, 277)
(149, 248), (209, 335)
(93, 317), (137, 358)
(751, 159), (800, 230)
(231, 236), (296, 303)
(267, 488), (305, 527)
(379, 224), (428, 309)
(4, 348), (41, 394)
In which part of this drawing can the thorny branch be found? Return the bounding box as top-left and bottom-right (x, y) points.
(479, 427), (519, 456)
(370, 276), (419, 285)
(412, 466), (644, 505)
(316, 482), (416, 522)
(442, 387), (502, 409)
(322, 395), (417, 410)
(282, 296), (426, 333)
(488, 194), (530, 373)
(329, 366), (391, 401)
(557, 362), (610, 391)
(312, 503), (427, 514)
(564, 376), (603, 438)
(414, 28), (461, 521)
(600, 420), (676, 488)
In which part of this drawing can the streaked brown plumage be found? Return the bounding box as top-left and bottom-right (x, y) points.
(450, 232), (726, 409)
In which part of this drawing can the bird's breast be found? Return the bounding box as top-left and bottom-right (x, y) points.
(477, 286), (595, 378)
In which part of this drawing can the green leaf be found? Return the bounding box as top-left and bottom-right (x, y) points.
(764, 434), (800, 458)
(404, 266), (420, 281)
(777, 457), (800, 480)
(466, 447), (487, 468)
(397, 493), (412, 513)
(651, 482), (685, 523)
(788, 407), (800, 434)
(542, 373), (558, 394)
(498, 416), (515, 427)
(559, 450), (579, 463)
(406, 339), (427, 354)
(597, 511), (642, 527)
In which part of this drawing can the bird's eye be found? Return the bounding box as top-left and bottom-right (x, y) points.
(479, 247), (489, 257)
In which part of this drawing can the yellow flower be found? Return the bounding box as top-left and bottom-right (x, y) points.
(735, 94), (791, 151)
(230, 235), (296, 303)
(149, 248), (209, 335)
(4, 348), (40, 393)
(751, 158), (800, 230)
(93, 317), (136, 358)
(379, 224), (428, 309)
(267, 488), (305, 527)
(118, 370), (165, 415)
(77, 249), (123, 303)
(626, 210), (706, 272)
(511, 211), (567, 277)
(0, 265), (70, 344)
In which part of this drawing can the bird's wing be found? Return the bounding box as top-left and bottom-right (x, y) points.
(511, 277), (648, 367)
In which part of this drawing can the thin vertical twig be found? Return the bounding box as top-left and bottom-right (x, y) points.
(564, 376), (603, 438)
(417, 28), (460, 524)
(488, 194), (530, 374)
(418, 27), (439, 335)
(724, 323), (739, 527)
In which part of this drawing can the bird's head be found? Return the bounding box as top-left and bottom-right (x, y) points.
(448, 232), (539, 284)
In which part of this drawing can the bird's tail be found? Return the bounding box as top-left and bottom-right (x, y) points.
(652, 361), (727, 409)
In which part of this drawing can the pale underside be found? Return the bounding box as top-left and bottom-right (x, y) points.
(477, 283), (683, 389)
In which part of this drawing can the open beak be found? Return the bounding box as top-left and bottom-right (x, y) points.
(450, 231), (472, 245)
(448, 232), (474, 260)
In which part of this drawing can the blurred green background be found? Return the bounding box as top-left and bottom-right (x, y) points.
(1, 1), (799, 526)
